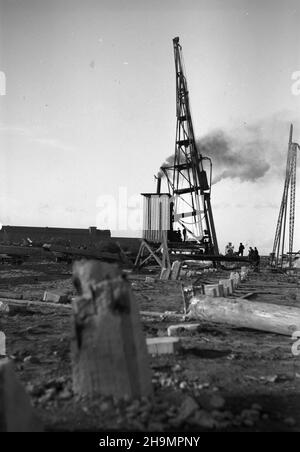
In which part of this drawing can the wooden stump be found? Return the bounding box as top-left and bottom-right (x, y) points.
(71, 260), (153, 399)
(0, 359), (43, 432)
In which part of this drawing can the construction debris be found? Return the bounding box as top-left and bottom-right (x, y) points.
(146, 337), (181, 355)
(43, 291), (69, 304)
(167, 323), (201, 336)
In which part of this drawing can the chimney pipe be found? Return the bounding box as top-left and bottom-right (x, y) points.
(156, 176), (162, 194)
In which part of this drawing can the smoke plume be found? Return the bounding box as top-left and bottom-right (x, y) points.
(197, 129), (271, 184)
(158, 113), (300, 185)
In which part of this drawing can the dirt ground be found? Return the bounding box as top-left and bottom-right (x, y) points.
(0, 260), (299, 432)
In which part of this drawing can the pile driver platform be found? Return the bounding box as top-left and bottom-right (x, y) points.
(135, 38), (248, 274)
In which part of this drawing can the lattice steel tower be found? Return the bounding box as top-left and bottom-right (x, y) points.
(160, 37), (219, 254)
(272, 124), (299, 268)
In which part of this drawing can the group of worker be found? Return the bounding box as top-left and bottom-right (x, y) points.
(248, 246), (260, 270)
(177, 232), (261, 267)
(225, 242), (260, 270)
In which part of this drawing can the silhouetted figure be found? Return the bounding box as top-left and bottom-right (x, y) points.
(183, 227), (187, 242)
(238, 242), (245, 256)
(254, 247), (260, 271)
(177, 228), (182, 242)
(248, 247), (254, 261)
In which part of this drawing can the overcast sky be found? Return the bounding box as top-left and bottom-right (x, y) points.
(0, 0), (299, 253)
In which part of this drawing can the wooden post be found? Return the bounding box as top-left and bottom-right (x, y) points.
(170, 261), (182, 280)
(71, 260), (153, 399)
(0, 359), (43, 432)
(188, 295), (300, 336)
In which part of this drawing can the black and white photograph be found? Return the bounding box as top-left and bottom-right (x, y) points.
(0, 0), (299, 435)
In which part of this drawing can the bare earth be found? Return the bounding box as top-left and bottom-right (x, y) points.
(0, 260), (299, 432)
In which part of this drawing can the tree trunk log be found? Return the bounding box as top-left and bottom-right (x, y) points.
(188, 296), (300, 336)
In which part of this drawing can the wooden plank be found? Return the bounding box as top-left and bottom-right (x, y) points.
(0, 292), (23, 300)
(71, 260), (153, 399)
(140, 311), (183, 318)
(170, 261), (182, 280)
(188, 296), (300, 336)
(240, 292), (256, 299)
(146, 337), (181, 355)
(0, 298), (71, 310)
(160, 267), (171, 280)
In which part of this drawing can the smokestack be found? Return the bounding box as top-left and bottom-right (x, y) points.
(289, 123), (293, 145)
(156, 175), (162, 194)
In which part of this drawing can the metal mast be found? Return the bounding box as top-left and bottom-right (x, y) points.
(272, 124), (299, 268)
(161, 37), (219, 254)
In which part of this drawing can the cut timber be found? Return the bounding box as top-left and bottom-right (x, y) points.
(0, 298), (71, 310)
(43, 291), (68, 304)
(204, 284), (224, 297)
(146, 337), (181, 355)
(0, 359), (43, 432)
(160, 267), (171, 280)
(170, 261), (182, 280)
(219, 279), (234, 295)
(167, 323), (200, 336)
(188, 296), (300, 336)
(0, 292), (23, 300)
(0, 332), (5, 356)
(140, 311), (183, 319)
(71, 260), (152, 399)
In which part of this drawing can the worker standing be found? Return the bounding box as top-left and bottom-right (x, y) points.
(225, 242), (234, 255)
(238, 243), (245, 256)
(254, 247), (260, 271)
(248, 247), (254, 261)
(183, 227), (187, 242)
(177, 228), (182, 242)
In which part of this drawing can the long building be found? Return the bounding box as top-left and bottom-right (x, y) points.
(0, 225), (111, 246)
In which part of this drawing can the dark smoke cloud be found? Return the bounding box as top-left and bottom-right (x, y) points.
(197, 130), (271, 184)
(158, 113), (300, 185)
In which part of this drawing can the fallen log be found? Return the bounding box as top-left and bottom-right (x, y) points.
(188, 296), (300, 336)
(0, 298), (71, 310)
